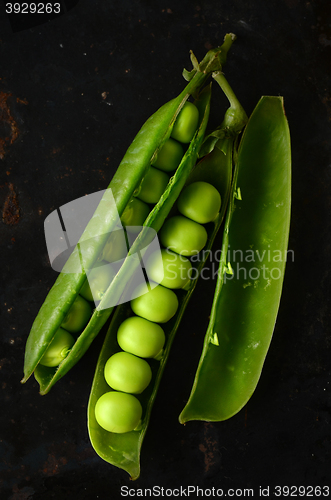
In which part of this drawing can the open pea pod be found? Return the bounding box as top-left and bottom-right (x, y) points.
(179, 96), (291, 423)
(22, 34), (237, 394)
(87, 85), (248, 479)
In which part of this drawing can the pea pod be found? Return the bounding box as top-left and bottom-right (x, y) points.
(87, 83), (247, 479)
(22, 34), (237, 394)
(179, 96), (291, 423)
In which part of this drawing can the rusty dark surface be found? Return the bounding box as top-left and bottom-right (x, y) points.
(1, 0), (331, 498)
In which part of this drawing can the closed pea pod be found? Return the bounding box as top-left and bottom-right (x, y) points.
(22, 36), (237, 395)
(179, 96), (291, 424)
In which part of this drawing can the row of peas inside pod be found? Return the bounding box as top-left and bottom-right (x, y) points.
(95, 182), (222, 432)
(37, 102), (199, 371)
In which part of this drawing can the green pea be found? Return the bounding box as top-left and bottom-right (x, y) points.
(171, 102), (199, 144)
(61, 294), (92, 333)
(95, 391), (142, 434)
(131, 283), (178, 323)
(146, 249), (192, 289)
(80, 262), (116, 302)
(177, 181), (221, 224)
(151, 138), (184, 172)
(102, 228), (128, 263)
(117, 316), (165, 359)
(104, 352), (152, 394)
(160, 215), (208, 257)
(137, 166), (169, 204)
(39, 328), (75, 367)
(121, 198), (150, 233)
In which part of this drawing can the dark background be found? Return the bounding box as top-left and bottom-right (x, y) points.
(1, 0), (330, 498)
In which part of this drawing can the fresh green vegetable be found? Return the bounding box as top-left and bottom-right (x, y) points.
(146, 248), (192, 289)
(151, 138), (184, 172)
(131, 283), (179, 324)
(39, 328), (75, 367)
(87, 65), (247, 477)
(160, 214), (208, 256)
(23, 35), (236, 394)
(95, 392), (142, 433)
(171, 102), (200, 143)
(23, 32), (290, 484)
(121, 198), (150, 233)
(137, 166), (169, 204)
(117, 317), (165, 359)
(104, 352), (152, 394)
(80, 262), (116, 302)
(61, 295), (92, 333)
(102, 229), (128, 263)
(178, 181), (222, 224)
(179, 95), (291, 424)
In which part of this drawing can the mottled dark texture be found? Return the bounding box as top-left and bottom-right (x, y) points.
(1, 0), (330, 498)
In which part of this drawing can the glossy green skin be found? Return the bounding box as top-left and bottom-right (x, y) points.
(151, 138), (184, 172)
(121, 198), (150, 233)
(95, 392), (142, 433)
(137, 167), (169, 204)
(131, 283), (179, 324)
(88, 35), (240, 477)
(80, 262), (116, 302)
(160, 215), (208, 256)
(23, 50), (215, 394)
(104, 352), (152, 394)
(146, 248), (192, 289)
(88, 98), (236, 479)
(61, 295), (92, 333)
(117, 316), (165, 359)
(171, 102), (199, 143)
(39, 328), (75, 367)
(178, 181), (222, 224)
(179, 96), (291, 423)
